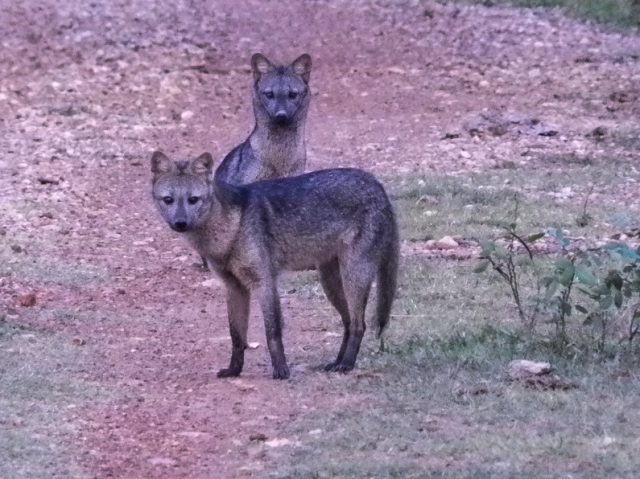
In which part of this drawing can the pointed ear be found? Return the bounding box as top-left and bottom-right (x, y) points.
(151, 151), (173, 175)
(291, 54), (312, 84)
(251, 53), (272, 83)
(190, 153), (214, 176)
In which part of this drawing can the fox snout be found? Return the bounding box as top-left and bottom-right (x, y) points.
(172, 221), (189, 232)
(168, 202), (191, 232)
(274, 109), (290, 125)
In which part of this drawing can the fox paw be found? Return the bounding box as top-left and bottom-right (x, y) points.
(272, 365), (290, 380)
(217, 368), (241, 378)
(324, 362), (354, 373)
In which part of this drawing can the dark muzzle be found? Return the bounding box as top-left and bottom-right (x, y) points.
(173, 221), (188, 232)
(274, 111), (290, 125)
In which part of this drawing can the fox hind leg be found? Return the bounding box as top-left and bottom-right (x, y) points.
(256, 280), (290, 379)
(326, 256), (375, 373)
(318, 258), (351, 371)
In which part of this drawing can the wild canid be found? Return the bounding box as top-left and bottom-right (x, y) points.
(151, 151), (399, 379)
(214, 53), (312, 185)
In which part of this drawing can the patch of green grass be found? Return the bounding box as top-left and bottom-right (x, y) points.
(0, 256), (108, 287)
(262, 257), (640, 479)
(269, 361), (640, 478)
(281, 271), (325, 300)
(0, 320), (113, 479)
(0, 240), (108, 287)
(386, 162), (640, 242)
(610, 124), (640, 151)
(464, 0), (640, 28)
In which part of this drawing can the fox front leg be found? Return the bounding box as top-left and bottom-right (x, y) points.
(256, 282), (290, 379)
(217, 277), (250, 378)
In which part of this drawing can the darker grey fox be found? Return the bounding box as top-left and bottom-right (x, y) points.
(151, 151), (399, 379)
(214, 53), (312, 185)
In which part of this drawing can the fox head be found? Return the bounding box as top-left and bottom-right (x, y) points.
(150, 151), (214, 233)
(251, 53), (312, 127)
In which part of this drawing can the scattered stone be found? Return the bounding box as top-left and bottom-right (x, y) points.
(507, 360), (577, 390)
(425, 239), (438, 250)
(463, 110), (559, 138)
(37, 177), (59, 185)
(202, 278), (223, 288)
(508, 360), (552, 378)
(422, 1), (444, 18)
(11, 245), (23, 253)
(538, 129), (559, 137)
(249, 433), (268, 442)
(610, 91), (634, 103)
(387, 66), (406, 75)
(148, 457), (178, 466)
(441, 132), (460, 140)
(19, 293), (36, 307)
(559, 187), (573, 198)
(72, 337), (86, 346)
(487, 124), (509, 136)
(590, 125), (608, 137)
(265, 438), (293, 448)
(230, 379), (258, 392)
(436, 236), (458, 250)
(415, 194), (439, 205)
(177, 431), (209, 438)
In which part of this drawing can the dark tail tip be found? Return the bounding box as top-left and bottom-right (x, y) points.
(375, 239), (399, 338)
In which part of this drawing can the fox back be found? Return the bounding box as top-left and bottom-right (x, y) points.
(214, 53), (312, 186)
(235, 169), (396, 273)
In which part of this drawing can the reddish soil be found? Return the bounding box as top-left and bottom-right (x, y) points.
(1, 0), (639, 477)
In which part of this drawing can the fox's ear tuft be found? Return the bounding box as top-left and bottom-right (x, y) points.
(291, 54), (312, 84)
(251, 53), (272, 83)
(151, 151), (173, 175)
(191, 153), (214, 176)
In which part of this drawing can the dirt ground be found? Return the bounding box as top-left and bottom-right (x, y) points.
(1, 0), (639, 477)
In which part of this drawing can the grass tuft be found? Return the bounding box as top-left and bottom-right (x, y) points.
(465, 0), (640, 28)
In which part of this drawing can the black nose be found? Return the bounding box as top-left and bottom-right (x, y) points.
(173, 221), (188, 232)
(274, 111), (288, 123)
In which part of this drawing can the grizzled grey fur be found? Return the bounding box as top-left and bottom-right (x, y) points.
(151, 151), (399, 379)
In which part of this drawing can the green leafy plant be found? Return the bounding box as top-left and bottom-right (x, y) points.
(475, 228), (543, 329)
(575, 185), (594, 228)
(476, 221), (640, 353)
(575, 242), (640, 349)
(474, 197), (544, 329)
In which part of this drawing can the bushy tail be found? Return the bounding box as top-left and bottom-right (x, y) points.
(375, 233), (399, 339)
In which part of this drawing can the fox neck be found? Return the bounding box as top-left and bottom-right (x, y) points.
(183, 190), (241, 263)
(250, 115), (307, 174)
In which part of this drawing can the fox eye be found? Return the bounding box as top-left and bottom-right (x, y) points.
(288, 91), (298, 99)
(264, 91), (274, 99)
(188, 196), (200, 205)
(162, 196), (174, 205)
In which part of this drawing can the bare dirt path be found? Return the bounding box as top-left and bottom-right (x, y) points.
(1, 0), (639, 477)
